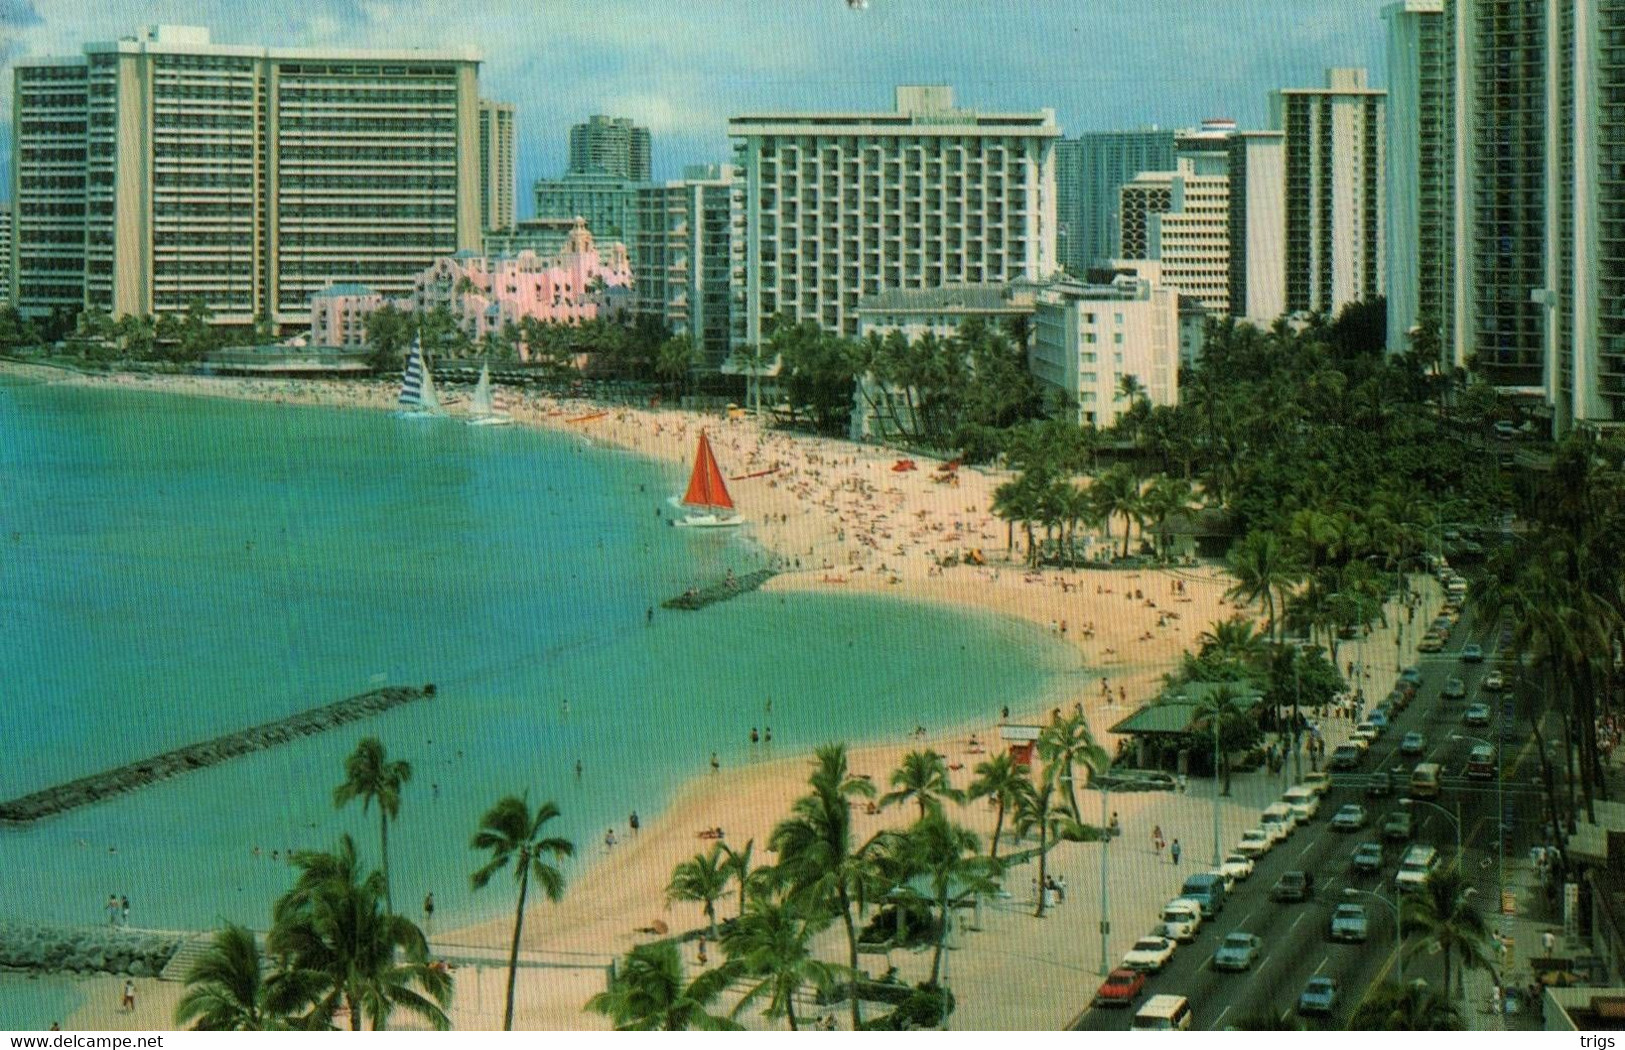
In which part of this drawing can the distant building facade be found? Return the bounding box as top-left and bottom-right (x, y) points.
(1117, 159), (1231, 314)
(1383, 1), (1446, 355)
(1270, 68), (1386, 318)
(309, 284), (387, 348)
(1053, 128), (1176, 274)
(1226, 131), (1288, 325)
(9, 25), (484, 327)
(727, 85), (1060, 348)
(632, 164), (738, 371)
(410, 221), (633, 352)
(568, 114), (651, 181)
(482, 218), (582, 259)
(533, 173), (642, 243)
(1029, 274), (1179, 428)
(478, 100), (517, 233)
(0, 202), (11, 307)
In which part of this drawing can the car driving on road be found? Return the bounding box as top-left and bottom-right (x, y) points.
(1351, 841), (1384, 874)
(1212, 931), (1263, 971)
(1328, 903), (1369, 942)
(1464, 702), (1491, 727)
(1330, 743), (1364, 770)
(1298, 976), (1339, 1015)
(1401, 731), (1426, 756)
(1382, 810), (1414, 842)
(1442, 676), (1467, 699)
(1270, 870), (1315, 903)
(1122, 935), (1177, 973)
(1484, 670), (1506, 692)
(1462, 643), (1484, 663)
(1331, 803), (1367, 830)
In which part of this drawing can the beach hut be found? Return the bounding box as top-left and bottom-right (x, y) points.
(1107, 681), (1265, 772)
(999, 724), (1042, 765)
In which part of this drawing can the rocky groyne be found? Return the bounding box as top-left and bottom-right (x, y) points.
(662, 569), (778, 611)
(0, 924), (184, 977)
(0, 685), (434, 824)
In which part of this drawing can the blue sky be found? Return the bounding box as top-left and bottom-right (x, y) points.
(2, 0), (1393, 214)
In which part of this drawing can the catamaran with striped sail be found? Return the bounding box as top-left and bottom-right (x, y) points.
(395, 339), (444, 419)
(670, 430), (742, 528)
(466, 363), (513, 426)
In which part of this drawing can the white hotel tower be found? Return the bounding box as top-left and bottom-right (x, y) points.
(726, 86), (1060, 347)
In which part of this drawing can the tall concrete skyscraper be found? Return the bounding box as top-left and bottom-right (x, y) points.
(727, 85), (1059, 346)
(479, 100), (517, 233)
(1270, 68), (1386, 318)
(1227, 131), (1287, 326)
(0, 202), (12, 308)
(1117, 158), (1231, 314)
(633, 165), (737, 370)
(1444, 0), (1625, 428)
(1053, 129), (1175, 274)
(9, 25), (483, 327)
(1384, 0), (1447, 355)
(568, 115), (651, 181)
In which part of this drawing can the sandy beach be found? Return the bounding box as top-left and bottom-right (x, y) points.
(7, 362), (1373, 1030)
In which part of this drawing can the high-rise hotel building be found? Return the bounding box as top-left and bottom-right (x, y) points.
(1440, 0), (1624, 428)
(8, 24), (485, 328)
(1270, 68), (1386, 318)
(568, 114), (651, 182)
(1117, 157), (1232, 315)
(478, 100), (516, 233)
(727, 86), (1060, 346)
(1384, 1), (1447, 355)
(1053, 129), (1176, 274)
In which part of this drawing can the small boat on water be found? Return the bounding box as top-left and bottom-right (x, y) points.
(394, 340), (445, 419)
(466, 364), (513, 426)
(671, 430), (743, 528)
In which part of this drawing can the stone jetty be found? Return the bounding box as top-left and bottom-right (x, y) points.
(0, 685), (434, 824)
(662, 569), (777, 611)
(0, 923), (185, 977)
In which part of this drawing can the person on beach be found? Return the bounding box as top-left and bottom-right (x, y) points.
(1152, 826), (1165, 856)
(750, 727), (759, 744)
(575, 759), (583, 779)
(1170, 839), (1182, 866)
(630, 811), (640, 835)
(764, 726), (772, 743)
(121, 895), (130, 926)
(710, 752), (720, 773)
(605, 828), (617, 850)
(106, 894), (119, 926)
(121, 979), (135, 1012)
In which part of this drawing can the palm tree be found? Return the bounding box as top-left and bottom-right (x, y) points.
(888, 813), (999, 986)
(1225, 530), (1304, 642)
(1090, 463), (1145, 558)
(332, 737), (412, 914)
(768, 744), (878, 1030)
(1011, 775), (1079, 919)
(1141, 474), (1199, 560)
(1036, 711), (1107, 820)
(719, 839), (760, 920)
(1196, 686), (1250, 795)
(269, 837), (450, 1031)
(722, 894), (841, 1030)
(967, 753), (1029, 859)
(880, 749), (965, 819)
(667, 845), (731, 939)
(1401, 868), (1493, 1002)
(175, 924), (319, 1030)
(1346, 981), (1464, 1030)
(470, 795), (574, 1031)
(585, 941), (741, 1031)
(1197, 616), (1269, 669)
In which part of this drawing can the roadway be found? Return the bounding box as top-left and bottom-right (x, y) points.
(1073, 596), (1543, 1030)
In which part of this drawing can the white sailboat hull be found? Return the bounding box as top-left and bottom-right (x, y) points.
(466, 415), (514, 427)
(673, 513), (744, 528)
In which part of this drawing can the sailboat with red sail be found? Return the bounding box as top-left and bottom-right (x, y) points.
(671, 430), (743, 528)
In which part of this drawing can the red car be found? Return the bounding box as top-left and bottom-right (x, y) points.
(1094, 967), (1147, 1007)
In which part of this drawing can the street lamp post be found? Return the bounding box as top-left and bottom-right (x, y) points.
(1400, 797), (1463, 865)
(1098, 779), (1112, 977)
(1212, 708), (1223, 870)
(1345, 887), (1403, 984)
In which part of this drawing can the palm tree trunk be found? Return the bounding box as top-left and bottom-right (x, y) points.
(380, 811), (393, 914)
(929, 900), (949, 983)
(990, 804), (1005, 860)
(503, 864), (530, 1031)
(1034, 827), (1049, 919)
(837, 885), (863, 1030)
(786, 991), (799, 1031)
(348, 993), (362, 1032)
(707, 903), (717, 939)
(1063, 769), (1081, 822)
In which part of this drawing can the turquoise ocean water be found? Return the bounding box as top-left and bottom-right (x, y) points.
(0, 378), (1073, 1029)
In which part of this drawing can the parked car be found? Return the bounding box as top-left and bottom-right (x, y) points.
(1270, 870), (1315, 903)
(1462, 643), (1484, 663)
(1122, 935), (1177, 973)
(1212, 931), (1263, 972)
(1484, 670), (1506, 692)
(1331, 804), (1367, 830)
(1236, 829), (1274, 859)
(1368, 710), (1390, 730)
(1328, 903), (1370, 942)
(1400, 731), (1426, 756)
(1283, 785), (1321, 822)
(1442, 677), (1467, 699)
(1329, 744), (1364, 771)
(1400, 666), (1423, 687)
(1417, 634), (1446, 653)
(1300, 771), (1333, 796)
(1464, 702), (1491, 727)
(1298, 976), (1339, 1015)
(1221, 852), (1255, 883)
(1159, 898), (1204, 942)
(1365, 771), (1392, 798)
(1382, 810), (1414, 842)
(1351, 841), (1385, 874)
(1094, 967), (1148, 1007)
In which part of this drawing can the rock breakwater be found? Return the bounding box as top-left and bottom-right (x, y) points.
(0, 685), (434, 824)
(0, 924), (184, 977)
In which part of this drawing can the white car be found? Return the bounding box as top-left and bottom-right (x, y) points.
(1236, 828), (1275, 858)
(1122, 935), (1177, 973)
(1221, 852), (1255, 883)
(1283, 785), (1322, 821)
(1159, 899), (1204, 942)
(1346, 734), (1372, 754)
(1301, 771), (1333, 797)
(1484, 670), (1506, 692)
(1352, 726), (1380, 748)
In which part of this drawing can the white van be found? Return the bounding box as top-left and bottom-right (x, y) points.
(1132, 994), (1193, 1031)
(1261, 802), (1298, 841)
(1395, 844), (1440, 892)
(1283, 785), (1321, 822)
(1159, 898), (1204, 942)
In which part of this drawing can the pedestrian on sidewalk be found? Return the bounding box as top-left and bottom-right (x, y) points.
(1170, 839), (1181, 866)
(1542, 929), (1556, 956)
(1152, 825), (1165, 857)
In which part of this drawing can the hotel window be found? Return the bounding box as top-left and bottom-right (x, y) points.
(1114, 333), (1123, 344)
